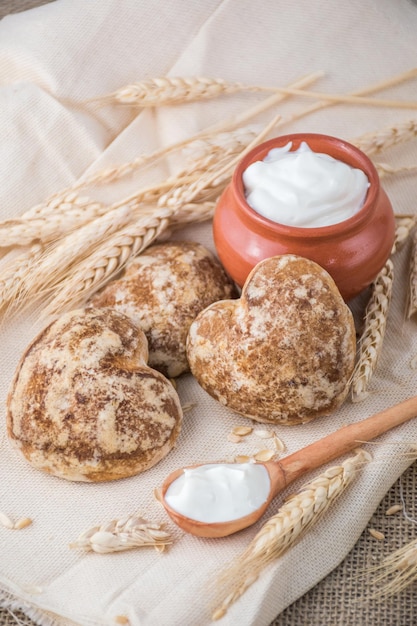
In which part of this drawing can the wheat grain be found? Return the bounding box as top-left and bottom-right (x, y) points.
(89, 76), (246, 107)
(13, 517), (32, 530)
(352, 119), (417, 156)
(0, 512), (14, 529)
(231, 426), (253, 437)
(234, 455), (252, 464)
(385, 504), (403, 516)
(211, 449), (370, 619)
(253, 450), (275, 462)
(254, 429), (274, 440)
(369, 528), (385, 541)
(227, 433), (243, 444)
(351, 260), (394, 402)
(273, 434), (286, 453)
(69, 513), (172, 553)
(181, 402), (196, 414)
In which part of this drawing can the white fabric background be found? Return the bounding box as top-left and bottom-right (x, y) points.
(0, 1), (417, 624)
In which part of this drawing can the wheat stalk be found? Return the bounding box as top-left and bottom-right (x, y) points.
(54, 72), (323, 197)
(42, 212), (171, 315)
(211, 449), (371, 620)
(280, 68), (417, 135)
(351, 260), (394, 402)
(352, 119), (417, 156)
(255, 85), (417, 110)
(69, 513), (172, 553)
(109, 124), (264, 214)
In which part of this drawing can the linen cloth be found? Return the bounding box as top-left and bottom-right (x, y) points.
(0, 1), (417, 625)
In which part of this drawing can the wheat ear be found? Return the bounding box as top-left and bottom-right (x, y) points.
(16, 205), (134, 306)
(69, 513), (172, 553)
(88, 76), (246, 107)
(351, 260), (394, 402)
(352, 119), (417, 156)
(363, 537), (417, 599)
(0, 244), (44, 312)
(0, 192), (107, 247)
(211, 449), (371, 620)
(374, 162), (417, 178)
(392, 215), (417, 253)
(22, 199), (215, 309)
(42, 201), (215, 317)
(407, 229), (417, 321)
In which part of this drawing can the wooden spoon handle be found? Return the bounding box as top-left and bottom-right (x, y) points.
(270, 394), (417, 496)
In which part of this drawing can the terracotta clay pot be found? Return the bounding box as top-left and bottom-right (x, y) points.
(213, 133), (395, 301)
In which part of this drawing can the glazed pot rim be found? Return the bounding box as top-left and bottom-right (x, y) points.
(232, 132), (380, 238)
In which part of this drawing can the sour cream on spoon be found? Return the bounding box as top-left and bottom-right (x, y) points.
(164, 462), (271, 523)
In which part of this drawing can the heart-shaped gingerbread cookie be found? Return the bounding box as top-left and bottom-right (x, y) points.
(7, 307), (183, 481)
(187, 255), (356, 425)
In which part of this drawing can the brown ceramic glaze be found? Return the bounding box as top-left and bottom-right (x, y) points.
(213, 133), (395, 301)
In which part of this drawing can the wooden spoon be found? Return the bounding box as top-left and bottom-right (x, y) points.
(160, 395), (417, 538)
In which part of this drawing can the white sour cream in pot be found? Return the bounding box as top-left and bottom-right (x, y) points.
(242, 141), (370, 227)
(164, 463), (271, 523)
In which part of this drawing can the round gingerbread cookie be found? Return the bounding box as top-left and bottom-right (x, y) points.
(90, 241), (237, 377)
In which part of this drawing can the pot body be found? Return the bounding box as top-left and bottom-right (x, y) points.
(213, 133), (395, 301)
